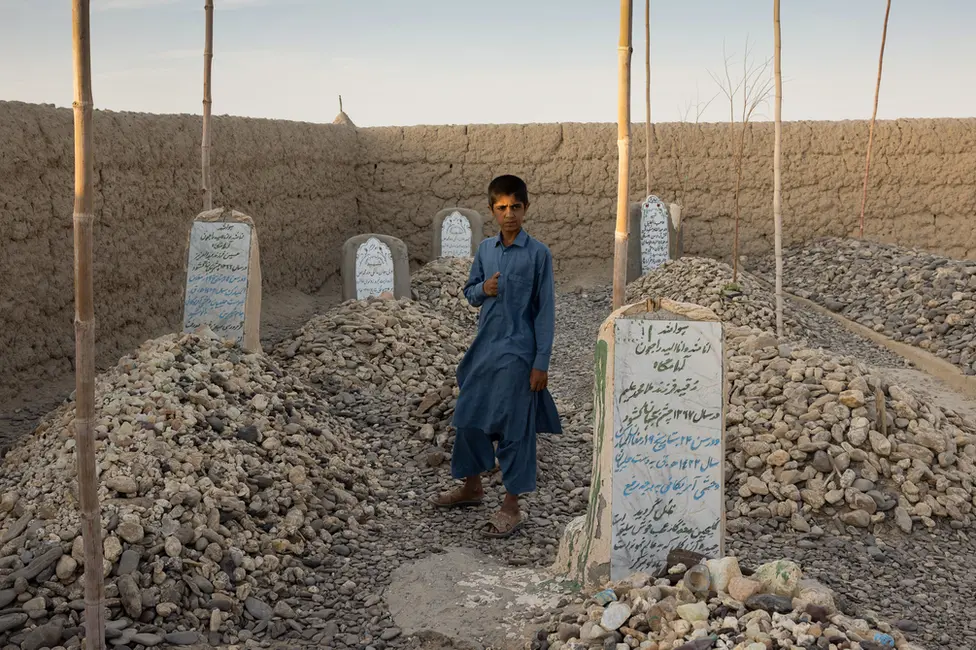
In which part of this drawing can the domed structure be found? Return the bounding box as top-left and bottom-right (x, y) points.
(333, 95), (356, 126)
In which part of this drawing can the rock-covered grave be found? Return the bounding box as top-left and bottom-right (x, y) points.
(0, 240), (973, 649)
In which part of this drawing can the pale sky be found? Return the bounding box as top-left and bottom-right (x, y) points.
(1, 0), (974, 127)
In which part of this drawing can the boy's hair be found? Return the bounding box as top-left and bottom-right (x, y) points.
(488, 174), (529, 208)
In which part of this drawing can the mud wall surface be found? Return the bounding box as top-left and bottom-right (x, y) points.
(358, 119), (976, 272)
(0, 101), (361, 403)
(3, 100), (975, 404)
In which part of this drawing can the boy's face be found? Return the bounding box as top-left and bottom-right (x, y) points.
(490, 194), (528, 237)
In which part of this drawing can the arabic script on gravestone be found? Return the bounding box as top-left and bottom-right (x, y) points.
(640, 198), (670, 274)
(355, 237), (395, 299)
(610, 319), (724, 580)
(183, 221), (252, 343)
(440, 211), (473, 258)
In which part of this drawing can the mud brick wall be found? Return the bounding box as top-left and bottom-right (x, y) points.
(0, 101), (362, 402)
(2, 99), (974, 403)
(357, 119), (976, 272)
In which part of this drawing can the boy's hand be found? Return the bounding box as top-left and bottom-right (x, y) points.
(483, 272), (500, 297)
(530, 369), (548, 392)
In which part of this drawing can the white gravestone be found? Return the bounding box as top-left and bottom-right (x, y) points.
(183, 221), (252, 344)
(355, 236), (396, 299)
(640, 195), (671, 274)
(610, 318), (724, 580)
(440, 211), (473, 258)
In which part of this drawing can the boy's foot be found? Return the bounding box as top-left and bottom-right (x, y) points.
(480, 509), (524, 538)
(429, 485), (484, 508)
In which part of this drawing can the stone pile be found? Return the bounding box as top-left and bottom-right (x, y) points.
(628, 256), (910, 370)
(411, 257), (479, 326)
(0, 329), (388, 649)
(274, 296), (472, 448)
(532, 556), (917, 650)
(723, 325), (976, 534)
(626, 258), (805, 339)
(752, 237), (976, 375)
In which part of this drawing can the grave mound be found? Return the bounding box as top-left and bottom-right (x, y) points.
(626, 257), (805, 338)
(274, 297), (472, 447)
(0, 329), (385, 647)
(722, 325), (976, 534)
(752, 237), (976, 375)
(411, 257), (479, 326)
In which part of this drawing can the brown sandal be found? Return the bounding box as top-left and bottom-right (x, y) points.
(480, 510), (524, 538)
(429, 487), (484, 509)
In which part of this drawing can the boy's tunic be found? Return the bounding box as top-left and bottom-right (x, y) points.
(451, 229), (562, 495)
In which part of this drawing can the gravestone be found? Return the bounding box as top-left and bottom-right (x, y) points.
(181, 208), (262, 353)
(552, 297), (725, 588)
(626, 196), (681, 283)
(432, 208), (484, 258)
(341, 234), (411, 301)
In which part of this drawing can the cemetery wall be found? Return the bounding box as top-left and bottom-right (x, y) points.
(358, 118), (976, 271)
(2, 99), (975, 404)
(0, 101), (362, 402)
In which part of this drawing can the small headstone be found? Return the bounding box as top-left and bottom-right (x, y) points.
(356, 237), (394, 297)
(432, 208), (484, 258)
(626, 196), (680, 282)
(341, 234), (410, 301)
(552, 297), (725, 588)
(181, 209), (262, 353)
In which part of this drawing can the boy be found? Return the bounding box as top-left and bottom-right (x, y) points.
(430, 174), (562, 538)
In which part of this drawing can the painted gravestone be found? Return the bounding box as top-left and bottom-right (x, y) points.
(552, 298), (725, 588)
(626, 197), (680, 283)
(640, 195), (671, 273)
(341, 234), (411, 301)
(356, 237), (395, 298)
(441, 212), (473, 257)
(432, 208), (484, 258)
(182, 208), (262, 353)
(610, 318), (724, 578)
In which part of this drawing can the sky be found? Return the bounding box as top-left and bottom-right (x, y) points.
(1, 0), (974, 127)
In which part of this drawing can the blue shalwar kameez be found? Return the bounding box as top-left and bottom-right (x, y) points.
(451, 229), (563, 496)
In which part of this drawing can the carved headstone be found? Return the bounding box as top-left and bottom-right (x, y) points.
(432, 208), (484, 258)
(552, 297), (725, 588)
(341, 234), (411, 301)
(181, 208), (262, 353)
(626, 196), (680, 282)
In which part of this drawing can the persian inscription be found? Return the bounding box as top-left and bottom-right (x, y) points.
(183, 221), (252, 343)
(355, 237), (395, 299)
(611, 318), (724, 580)
(440, 210), (473, 258)
(640, 195), (671, 274)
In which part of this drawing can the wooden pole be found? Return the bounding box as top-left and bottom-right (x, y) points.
(858, 0), (891, 238)
(71, 2), (107, 648)
(612, 0), (634, 310)
(644, 0), (651, 197)
(773, 0), (784, 337)
(202, 0), (214, 211)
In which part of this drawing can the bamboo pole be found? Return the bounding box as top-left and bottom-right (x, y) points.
(71, 1), (107, 648)
(773, 0), (784, 337)
(858, 0), (891, 238)
(644, 0), (651, 197)
(202, 0), (214, 211)
(612, 0), (634, 310)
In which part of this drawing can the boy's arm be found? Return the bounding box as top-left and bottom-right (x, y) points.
(532, 250), (556, 372)
(463, 246), (488, 307)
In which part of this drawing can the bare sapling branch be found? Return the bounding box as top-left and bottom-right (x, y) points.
(708, 36), (773, 282)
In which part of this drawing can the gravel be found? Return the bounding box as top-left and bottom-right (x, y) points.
(752, 237), (976, 374)
(530, 553), (919, 650)
(627, 256), (910, 369)
(0, 248), (973, 650)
